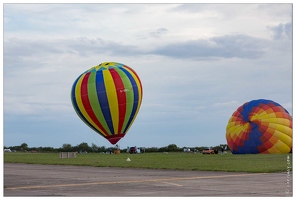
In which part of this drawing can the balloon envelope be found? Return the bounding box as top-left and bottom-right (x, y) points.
(226, 99), (292, 154)
(71, 62), (143, 145)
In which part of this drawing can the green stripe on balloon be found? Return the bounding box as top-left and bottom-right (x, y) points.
(87, 71), (111, 135)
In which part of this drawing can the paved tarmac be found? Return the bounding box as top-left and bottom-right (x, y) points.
(3, 163), (292, 197)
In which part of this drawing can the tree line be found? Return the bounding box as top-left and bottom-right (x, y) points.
(4, 142), (228, 153)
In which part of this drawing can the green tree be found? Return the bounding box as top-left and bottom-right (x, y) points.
(97, 146), (107, 153)
(78, 142), (90, 152)
(91, 143), (99, 152)
(62, 143), (72, 152)
(167, 144), (178, 152)
(20, 143), (28, 151)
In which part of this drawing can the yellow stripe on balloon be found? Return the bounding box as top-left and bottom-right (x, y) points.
(272, 129), (292, 147)
(121, 67), (142, 133)
(75, 74), (104, 134)
(259, 119), (292, 138)
(266, 145), (279, 153)
(260, 118), (291, 126)
(103, 70), (119, 134)
(227, 123), (248, 137)
(251, 110), (268, 120)
(270, 140), (291, 153)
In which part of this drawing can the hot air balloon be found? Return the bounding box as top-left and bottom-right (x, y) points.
(226, 99), (292, 154)
(71, 62), (143, 145)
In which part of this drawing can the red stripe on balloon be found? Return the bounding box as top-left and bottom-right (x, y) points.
(81, 72), (108, 135)
(106, 133), (125, 145)
(109, 68), (126, 134)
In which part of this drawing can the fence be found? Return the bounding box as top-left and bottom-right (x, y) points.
(59, 152), (77, 159)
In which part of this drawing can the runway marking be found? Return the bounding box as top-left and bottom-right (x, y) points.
(6, 173), (264, 190)
(162, 182), (183, 187)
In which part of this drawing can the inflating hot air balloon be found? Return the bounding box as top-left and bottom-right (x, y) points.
(71, 62), (143, 145)
(226, 99), (292, 154)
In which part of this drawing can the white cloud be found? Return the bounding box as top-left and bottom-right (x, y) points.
(212, 100), (240, 108)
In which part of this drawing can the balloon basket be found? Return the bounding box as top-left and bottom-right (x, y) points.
(114, 149), (120, 154)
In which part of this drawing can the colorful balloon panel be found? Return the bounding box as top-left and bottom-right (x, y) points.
(226, 99), (292, 154)
(71, 62), (143, 145)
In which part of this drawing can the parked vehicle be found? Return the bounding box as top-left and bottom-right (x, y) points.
(127, 146), (145, 154)
(202, 148), (215, 154)
(129, 147), (137, 154)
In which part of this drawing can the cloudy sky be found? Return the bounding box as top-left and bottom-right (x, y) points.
(2, 3), (293, 149)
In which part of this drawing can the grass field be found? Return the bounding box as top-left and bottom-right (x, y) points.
(4, 152), (292, 173)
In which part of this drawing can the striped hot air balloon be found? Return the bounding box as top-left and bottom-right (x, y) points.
(226, 99), (292, 154)
(71, 62), (143, 145)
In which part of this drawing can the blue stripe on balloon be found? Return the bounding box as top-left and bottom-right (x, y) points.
(120, 67), (139, 133)
(240, 123), (261, 154)
(241, 99), (266, 122)
(95, 70), (114, 135)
